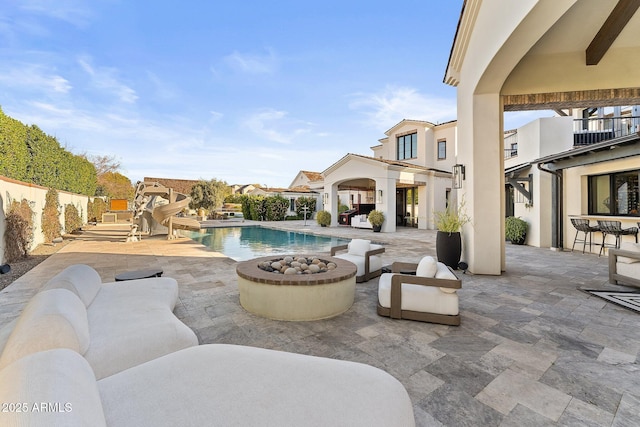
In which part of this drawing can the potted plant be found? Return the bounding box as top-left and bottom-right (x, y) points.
(316, 210), (331, 227)
(433, 199), (471, 269)
(505, 216), (528, 244)
(368, 210), (385, 232)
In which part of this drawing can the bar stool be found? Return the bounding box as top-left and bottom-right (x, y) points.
(597, 220), (639, 256)
(570, 218), (599, 254)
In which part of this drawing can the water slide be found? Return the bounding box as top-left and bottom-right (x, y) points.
(127, 182), (200, 242)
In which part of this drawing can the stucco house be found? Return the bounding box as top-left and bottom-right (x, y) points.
(444, 0), (640, 274)
(296, 119), (456, 232)
(503, 106), (640, 252)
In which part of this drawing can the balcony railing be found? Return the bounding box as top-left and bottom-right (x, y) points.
(573, 116), (640, 146)
(504, 132), (518, 159)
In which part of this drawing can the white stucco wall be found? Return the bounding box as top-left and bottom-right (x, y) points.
(563, 156), (640, 254)
(0, 176), (89, 263)
(508, 117), (573, 248)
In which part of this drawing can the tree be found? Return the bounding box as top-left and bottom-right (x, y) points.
(189, 179), (230, 212)
(96, 171), (134, 200)
(4, 199), (34, 262)
(42, 188), (62, 243)
(64, 204), (82, 234)
(89, 154), (120, 176)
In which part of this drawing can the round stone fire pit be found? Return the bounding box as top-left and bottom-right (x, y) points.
(236, 255), (357, 321)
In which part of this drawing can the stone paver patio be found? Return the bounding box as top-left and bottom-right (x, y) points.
(1, 221), (638, 426)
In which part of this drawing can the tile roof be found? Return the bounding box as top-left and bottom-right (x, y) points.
(143, 177), (202, 195)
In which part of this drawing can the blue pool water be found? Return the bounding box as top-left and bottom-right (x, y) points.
(183, 226), (350, 261)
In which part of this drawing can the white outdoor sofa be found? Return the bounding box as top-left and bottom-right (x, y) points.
(351, 214), (373, 229)
(0, 264), (198, 379)
(0, 264), (416, 426)
(609, 242), (640, 288)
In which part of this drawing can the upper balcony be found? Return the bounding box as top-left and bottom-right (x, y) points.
(573, 115), (640, 145)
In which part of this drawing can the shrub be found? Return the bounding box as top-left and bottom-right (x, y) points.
(87, 199), (94, 222)
(4, 199), (34, 262)
(505, 216), (528, 242)
(64, 203), (82, 234)
(240, 195), (252, 220)
(368, 210), (385, 227)
(434, 198), (471, 234)
(316, 210), (331, 227)
(295, 197), (317, 219)
(91, 198), (107, 222)
(42, 188), (62, 243)
(265, 195), (289, 221)
(338, 204), (349, 214)
(248, 196), (266, 221)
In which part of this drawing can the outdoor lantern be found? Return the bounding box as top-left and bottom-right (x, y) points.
(323, 193), (329, 204)
(376, 190), (383, 203)
(452, 164), (465, 189)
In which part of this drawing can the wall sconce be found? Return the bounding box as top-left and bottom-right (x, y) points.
(376, 190), (383, 203)
(452, 164), (465, 189)
(323, 193), (328, 204)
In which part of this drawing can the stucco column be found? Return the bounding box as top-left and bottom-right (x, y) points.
(457, 92), (505, 274)
(375, 178), (396, 232)
(328, 183), (339, 227)
(418, 184), (428, 230)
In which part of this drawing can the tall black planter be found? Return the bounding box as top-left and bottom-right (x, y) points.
(436, 231), (461, 269)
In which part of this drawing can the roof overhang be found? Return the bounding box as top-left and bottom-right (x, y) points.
(533, 132), (640, 169)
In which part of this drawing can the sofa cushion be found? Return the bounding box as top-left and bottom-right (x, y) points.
(96, 277), (179, 310)
(334, 253), (383, 278)
(42, 264), (102, 307)
(98, 344), (415, 427)
(378, 273), (459, 315)
(348, 239), (371, 256)
(85, 277), (198, 379)
(416, 256), (438, 278)
(0, 349), (107, 427)
(618, 242), (640, 264)
(0, 289), (89, 370)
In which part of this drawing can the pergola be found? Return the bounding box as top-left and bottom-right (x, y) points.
(445, 0), (640, 274)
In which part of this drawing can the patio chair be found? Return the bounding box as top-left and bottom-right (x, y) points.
(331, 239), (384, 283)
(570, 218), (599, 254)
(377, 256), (461, 326)
(597, 220), (639, 256)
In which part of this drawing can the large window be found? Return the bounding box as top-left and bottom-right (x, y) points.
(437, 140), (446, 160)
(397, 133), (417, 160)
(588, 170), (639, 216)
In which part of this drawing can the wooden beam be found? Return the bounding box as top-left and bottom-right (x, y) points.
(586, 0), (640, 66)
(503, 87), (640, 111)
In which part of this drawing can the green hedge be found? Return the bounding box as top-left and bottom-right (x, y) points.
(0, 108), (97, 195)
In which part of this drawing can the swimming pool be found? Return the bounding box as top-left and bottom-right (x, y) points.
(183, 226), (350, 261)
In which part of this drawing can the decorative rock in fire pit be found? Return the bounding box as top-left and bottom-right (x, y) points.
(258, 256), (337, 275)
(236, 255), (357, 321)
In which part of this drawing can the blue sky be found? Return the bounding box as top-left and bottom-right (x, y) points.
(1, 0), (548, 188)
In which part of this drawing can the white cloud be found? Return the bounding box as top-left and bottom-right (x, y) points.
(245, 108), (315, 144)
(19, 0), (92, 27)
(223, 48), (278, 74)
(349, 85), (457, 130)
(146, 71), (178, 100)
(78, 56), (138, 104)
(210, 111), (223, 121)
(0, 63), (71, 94)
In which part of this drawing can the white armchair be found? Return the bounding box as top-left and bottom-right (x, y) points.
(609, 242), (640, 288)
(331, 239), (385, 282)
(377, 256), (461, 325)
